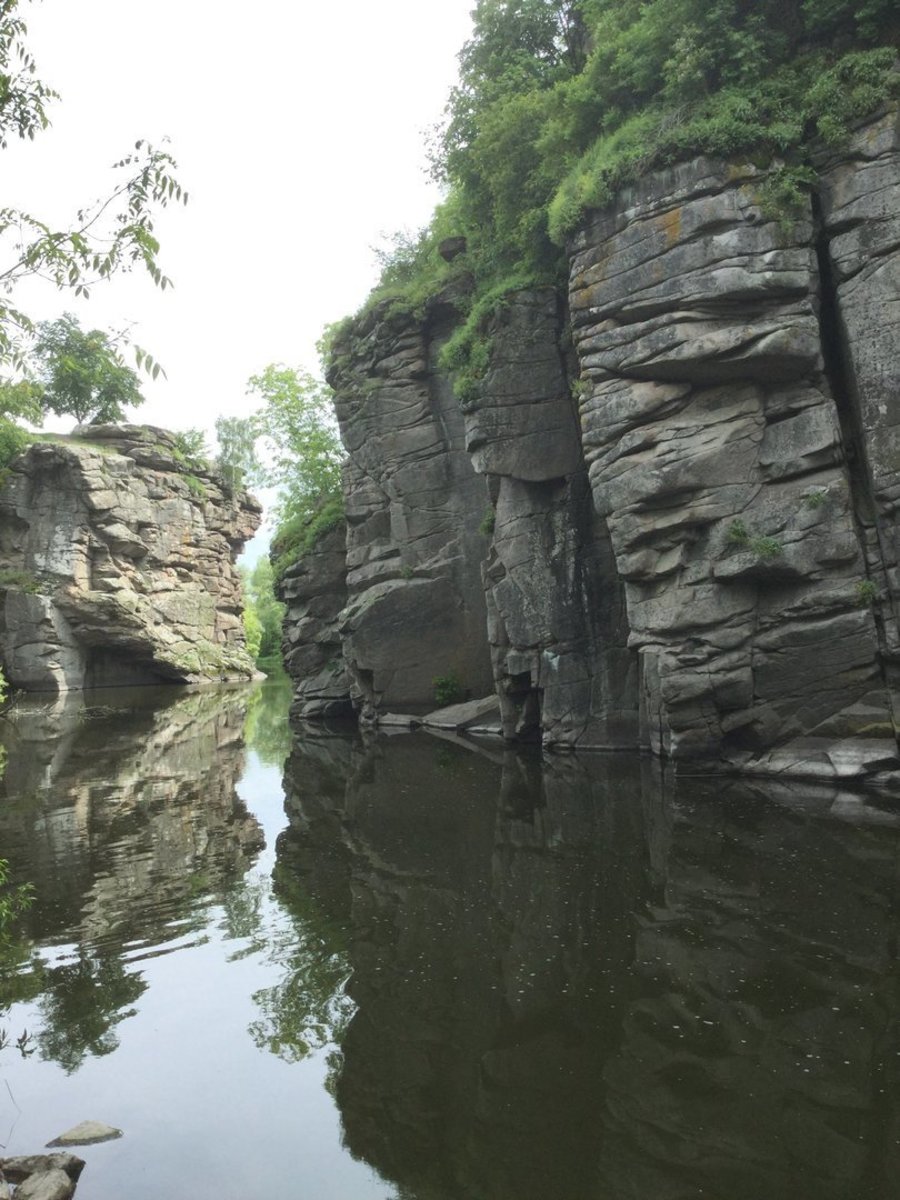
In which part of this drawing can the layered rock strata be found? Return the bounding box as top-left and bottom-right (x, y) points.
(0, 424), (261, 691)
(287, 108), (900, 780)
(275, 519), (353, 720)
(569, 109), (900, 772)
(328, 296), (494, 719)
(467, 288), (638, 748)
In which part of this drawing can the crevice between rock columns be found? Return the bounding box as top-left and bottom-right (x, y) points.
(812, 187), (900, 739)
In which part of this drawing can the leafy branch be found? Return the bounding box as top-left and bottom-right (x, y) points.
(0, 140), (187, 369)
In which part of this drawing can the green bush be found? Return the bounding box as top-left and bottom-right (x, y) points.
(856, 578), (879, 606)
(803, 490), (828, 509)
(750, 535), (784, 559)
(727, 519), (750, 546)
(478, 507), (496, 536)
(326, 1), (897, 399)
(0, 419), (33, 470)
(185, 474), (207, 499)
(433, 673), (465, 707)
(271, 495), (345, 580)
(0, 569), (41, 594)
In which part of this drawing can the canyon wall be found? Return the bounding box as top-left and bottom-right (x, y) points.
(286, 107), (900, 783)
(327, 296), (495, 721)
(0, 424), (261, 692)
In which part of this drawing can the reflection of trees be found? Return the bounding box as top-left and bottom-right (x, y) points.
(277, 731), (900, 1200)
(33, 951), (146, 1074)
(243, 679), (294, 767)
(0, 685), (267, 1073)
(247, 860), (354, 1065)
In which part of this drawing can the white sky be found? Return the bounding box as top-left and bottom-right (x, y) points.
(3, 0), (473, 446)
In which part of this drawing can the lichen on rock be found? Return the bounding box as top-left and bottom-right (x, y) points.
(280, 108), (900, 785)
(0, 424), (261, 692)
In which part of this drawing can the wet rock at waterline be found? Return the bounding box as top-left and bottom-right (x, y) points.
(0, 1155), (85, 1200)
(46, 1121), (123, 1148)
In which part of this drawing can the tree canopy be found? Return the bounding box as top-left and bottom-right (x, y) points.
(30, 313), (144, 425)
(214, 366), (344, 578)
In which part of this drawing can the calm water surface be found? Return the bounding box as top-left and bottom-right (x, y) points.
(0, 682), (899, 1199)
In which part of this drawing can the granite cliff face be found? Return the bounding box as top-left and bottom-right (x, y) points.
(0, 424), (261, 692)
(284, 108), (900, 783)
(276, 519), (352, 721)
(327, 297), (494, 721)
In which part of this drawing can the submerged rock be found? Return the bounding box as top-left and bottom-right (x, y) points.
(420, 695), (501, 731)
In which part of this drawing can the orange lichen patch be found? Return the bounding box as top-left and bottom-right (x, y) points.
(657, 206), (682, 248)
(725, 161), (759, 184)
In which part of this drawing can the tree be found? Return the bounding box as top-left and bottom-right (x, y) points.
(31, 313), (144, 424)
(215, 414), (261, 492)
(245, 557), (285, 661)
(246, 365), (343, 524)
(245, 365), (345, 576)
(0, 1), (186, 370)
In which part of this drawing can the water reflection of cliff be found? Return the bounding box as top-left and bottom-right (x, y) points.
(0, 686), (264, 1070)
(280, 732), (900, 1200)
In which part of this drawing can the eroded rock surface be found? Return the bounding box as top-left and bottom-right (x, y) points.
(285, 109), (900, 780)
(328, 297), (494, 719)
(0, 425), (261, 691)
(469, 288), (638, 748)
(569, 134), (900, 774)
(275, 519), (352, 721)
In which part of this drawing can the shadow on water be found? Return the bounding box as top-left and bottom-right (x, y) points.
(279, 731), (900, 1200)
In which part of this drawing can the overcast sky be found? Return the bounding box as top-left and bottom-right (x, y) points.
(4, 0), (473, 446)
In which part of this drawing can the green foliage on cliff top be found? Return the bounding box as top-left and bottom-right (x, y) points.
(332, 0), (898, 394)
(30, 314), (145, 425)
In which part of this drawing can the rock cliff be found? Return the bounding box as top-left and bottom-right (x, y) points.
(284, 107), (900, 783)
(327, 296), (494, 721)
(0, 424), (261, 691)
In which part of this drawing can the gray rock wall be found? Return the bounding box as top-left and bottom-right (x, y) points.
(568, 110), (900, 777)
(328, 296), (494, 719)
(0, 425), (261, 692)
(467, 288), (638, 748)
(284, 108), (900, 781)
(275, 519), (353, 721)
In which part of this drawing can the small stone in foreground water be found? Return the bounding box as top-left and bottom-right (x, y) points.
(46, 1121), (122, 1148)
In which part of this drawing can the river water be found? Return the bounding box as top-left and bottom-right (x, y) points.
(0, 682), (898, 1200)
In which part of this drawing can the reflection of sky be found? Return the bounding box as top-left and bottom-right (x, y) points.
(0, 737), (390, 1200)
(238, 750), (286, 876)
